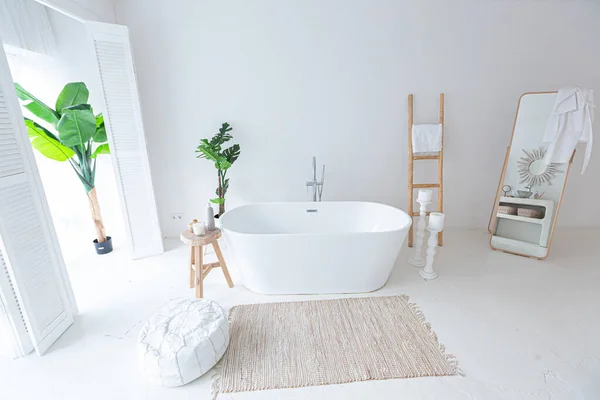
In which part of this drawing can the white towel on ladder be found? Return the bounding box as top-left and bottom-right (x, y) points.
(412, 124), (442, 154)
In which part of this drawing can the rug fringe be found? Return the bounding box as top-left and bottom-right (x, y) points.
(404, 295), (465, 377)
(211, 306), (238, 399)
(210, 358), (223, 400)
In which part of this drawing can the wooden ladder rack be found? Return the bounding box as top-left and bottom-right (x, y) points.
(408, 93), (444, 247)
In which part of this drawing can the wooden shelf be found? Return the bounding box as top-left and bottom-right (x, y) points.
(493, 197), (556, 248)
(499, 196), (553, 207)
(496, 213), (544, 225)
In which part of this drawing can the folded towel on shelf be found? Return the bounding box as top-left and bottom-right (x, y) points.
(412, 124), (442, 154)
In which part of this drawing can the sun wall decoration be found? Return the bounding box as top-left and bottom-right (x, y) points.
(517, 147), (562, 187)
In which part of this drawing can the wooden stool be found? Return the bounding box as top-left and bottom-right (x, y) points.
(180, 228), (234, 298)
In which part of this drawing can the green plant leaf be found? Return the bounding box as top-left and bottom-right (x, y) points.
(63, 104), (92, 111)
(90, 143), (110, 158)
(223, 144), (240, 164)
(57, 107), (97, 148)
(24, 118), (74, 161)
(196, 144), (219, 162)
(210, 122), (233, 146)
(216, 157), (231, 170)
(56, 82), (89, 113)
(92, 114), (107, 143)
(14, 83), (60, 127)
(93, 125), (107, 143)
(210, 197), (225, 205)
(196, 144), (230, 169)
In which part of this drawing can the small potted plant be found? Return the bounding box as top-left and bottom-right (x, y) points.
(15, 82), (112, 254)
(195, 122), (241, 218)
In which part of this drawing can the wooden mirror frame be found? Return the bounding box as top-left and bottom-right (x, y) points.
(488, 91), (575, 260)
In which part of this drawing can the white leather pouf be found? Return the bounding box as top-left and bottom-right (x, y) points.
(137, 298), (229, 387)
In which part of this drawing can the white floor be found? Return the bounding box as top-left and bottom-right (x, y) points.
(1, 229), (599, 400)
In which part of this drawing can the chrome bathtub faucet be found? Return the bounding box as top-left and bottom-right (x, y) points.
(306, 156), (325, 202)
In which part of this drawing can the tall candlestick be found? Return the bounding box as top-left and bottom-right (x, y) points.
(408, 198), (431, 268)
(428, 212), (445, 231)
(417, 189), (433, 202)
(420, 212), (445, 280)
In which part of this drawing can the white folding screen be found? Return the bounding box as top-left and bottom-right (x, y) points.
(86, 21), (163, 259)
(0, 42), (76, 355)
(0, 249), (31, 356)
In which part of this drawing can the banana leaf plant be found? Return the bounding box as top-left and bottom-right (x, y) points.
(15, 82), (111, 243)
(195, 122), (241, 216)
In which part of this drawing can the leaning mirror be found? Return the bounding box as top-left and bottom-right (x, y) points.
(489, 92), (575, 259)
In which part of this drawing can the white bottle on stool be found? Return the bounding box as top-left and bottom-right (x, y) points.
(206, 202), (216, 231)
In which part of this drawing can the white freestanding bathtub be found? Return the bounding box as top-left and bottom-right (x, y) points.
(220, 202), (412, 294)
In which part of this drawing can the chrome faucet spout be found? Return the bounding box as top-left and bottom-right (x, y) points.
(318, 164), (325, 201)
(306, 179), (317, 202)
(306, 156), (325, 202)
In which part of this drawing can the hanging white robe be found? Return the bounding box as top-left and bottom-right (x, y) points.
(543, 88), (595, 174)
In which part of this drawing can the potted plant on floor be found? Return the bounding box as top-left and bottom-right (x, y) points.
(195, 122), (241, 218)
(15, 82), (113, 254)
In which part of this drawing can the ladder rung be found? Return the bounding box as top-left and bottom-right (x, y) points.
(412, 211), (436, 217)
(413, 154), (440, 160)
(413, 183), (440, 189)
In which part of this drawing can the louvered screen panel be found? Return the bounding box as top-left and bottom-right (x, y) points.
(0, 248), (31, 356)
(0, 251), (27, 331)
(0, 45), (75, 355)
(0, 89), (25, 179)
(87, 22), (163, 259)
(0, 183), (68, 339)
(115, 157), (158, 243)
(94, 41), (139, 152)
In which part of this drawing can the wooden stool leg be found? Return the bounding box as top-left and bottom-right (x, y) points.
(194, 245), (203, 298)
(189, 246), (195, 288)
(212, 240), (234, 288)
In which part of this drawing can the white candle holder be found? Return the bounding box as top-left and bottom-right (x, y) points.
(408, 198), (431, 268)
(192, 221), (206, 236)
(419, 212), (445, 280)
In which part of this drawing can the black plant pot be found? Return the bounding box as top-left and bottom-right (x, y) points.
(93, 236), (113, 255)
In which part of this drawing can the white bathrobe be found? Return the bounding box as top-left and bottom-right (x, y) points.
(543, 88), (595, 173)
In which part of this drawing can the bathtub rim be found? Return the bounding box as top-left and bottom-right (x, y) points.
(219, 201), (412, 237)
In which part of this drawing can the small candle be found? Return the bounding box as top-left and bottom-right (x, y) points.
(192, 222), (206, 236)
(428, 212), (445, 231)
(417, 189), (433, 202)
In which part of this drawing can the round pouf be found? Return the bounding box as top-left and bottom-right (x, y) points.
(137, 298), (229, 387)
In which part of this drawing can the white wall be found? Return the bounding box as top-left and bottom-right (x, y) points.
(6, 8), (125, 260)
(114, 0), (600, 237)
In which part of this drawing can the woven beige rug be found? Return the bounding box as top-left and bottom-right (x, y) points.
(212, 295), (461, 396)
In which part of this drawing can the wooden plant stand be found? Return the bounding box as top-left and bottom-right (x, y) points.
(180, 228), (234, 298)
